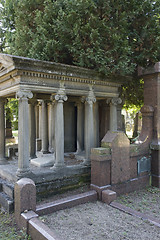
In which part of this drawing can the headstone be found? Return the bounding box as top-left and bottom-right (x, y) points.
(14, 178), (36, 227)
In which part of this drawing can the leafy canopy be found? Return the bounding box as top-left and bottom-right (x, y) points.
(0, 0), (160, 107)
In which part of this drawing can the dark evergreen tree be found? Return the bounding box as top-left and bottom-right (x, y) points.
(1, 0), (160, 107)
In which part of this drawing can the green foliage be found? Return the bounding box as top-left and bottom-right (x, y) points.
(5, 99), (18, 130)
(1, 0), (160, 106)
(0, 210), (31, 239)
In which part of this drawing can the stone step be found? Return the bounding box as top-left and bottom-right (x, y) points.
(0, 178), (14, 199)
(2, 182), (14, 199)
(0, 192), (14, 213)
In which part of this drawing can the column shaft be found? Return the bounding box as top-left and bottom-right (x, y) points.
(85, 101), (95, 163)
(94, 101), (99, 147)
(35, 104), (39, 139)
(76, 102), (84, 153)
(39, 102), (42, 140)
(53, 84), (67, 168)
(110, 104), (117, 131)
(29, 101), (37, 158)
(0, 98), (6, 163)
(108, 98), (122, 132)
(49, 102), (55, 153)
(41, 100), (49, 153)
(17, 91), (33, 177)
(54, 100), (65, 167)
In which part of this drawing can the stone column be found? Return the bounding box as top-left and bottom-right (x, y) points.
(107, 98), (122, 132)
(84, 89), (96, 165)
(29, 99), (37, 159)
(35, 103), (39, 139)
(49, 97), (55, 153)
(0, 98), (6, 164)
(38, 100), (42, 140)
(16, 90), (33, 177)
(76, 101), (84, 154)
(94, 101), (99, 147)
(41, 100), (49, 153)
(54, 86), (67, 168)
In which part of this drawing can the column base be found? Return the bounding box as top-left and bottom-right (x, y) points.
(16, 168), (32, 179)
(52, 163), (65, 169)
(41, 150), (49, 154)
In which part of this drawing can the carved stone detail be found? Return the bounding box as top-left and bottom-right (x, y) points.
(107, 97), (122, 106)
(55, 83), (68, 102)
(83, 87), (96, 105)
(16, 90), (33, 100)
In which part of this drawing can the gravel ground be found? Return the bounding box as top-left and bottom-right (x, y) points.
(116, 187), (160, 220)
(40, 187), (160, 240)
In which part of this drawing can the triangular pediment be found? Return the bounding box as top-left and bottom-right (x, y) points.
(0, 62), (6, 72)
(0, 54), (15, 75)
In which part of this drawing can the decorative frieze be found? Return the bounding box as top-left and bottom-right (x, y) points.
(22, 70), (120, 87)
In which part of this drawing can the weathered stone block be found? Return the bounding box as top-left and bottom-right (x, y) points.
(102, 190), (117, 204)
(91, 154), (111, 187)
(14, 178), (36, 226)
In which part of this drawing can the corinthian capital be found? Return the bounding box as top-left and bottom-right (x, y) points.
(16, 90), (33, 100)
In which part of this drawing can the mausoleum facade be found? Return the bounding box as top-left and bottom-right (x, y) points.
(0, 53), (122, 179)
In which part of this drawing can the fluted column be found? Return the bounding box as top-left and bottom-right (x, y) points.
(76, 101), (84, 154)
(54, 86), (67, 168)
(41, 100), (49, 153)
(16, 90), (33, 177)
(0, 98), (6, 164)
(107, 98), (122, 132)
(29, 99), (37, 159)
(38, 100), (42, 140)
(94, 101), (99, 147)
(49, 97), (55, 153)
(35, 103), (39, 139)
(84, 88), (96, 165)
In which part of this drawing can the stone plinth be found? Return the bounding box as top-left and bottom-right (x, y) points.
(91, 147), (111, 187)
(101, 131), (130, 185)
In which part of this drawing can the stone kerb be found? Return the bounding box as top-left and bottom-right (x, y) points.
(14, 178), (36, 227)
(101, 131), (130, 185)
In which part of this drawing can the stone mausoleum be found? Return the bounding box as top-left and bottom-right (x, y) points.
(0, 54), (123, 207)
(0, 53), (160, 212)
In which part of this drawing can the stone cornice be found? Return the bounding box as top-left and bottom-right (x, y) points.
(0, 54), (122, 87)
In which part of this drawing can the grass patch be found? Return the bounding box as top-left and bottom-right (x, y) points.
(0, 209), (30, 240)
